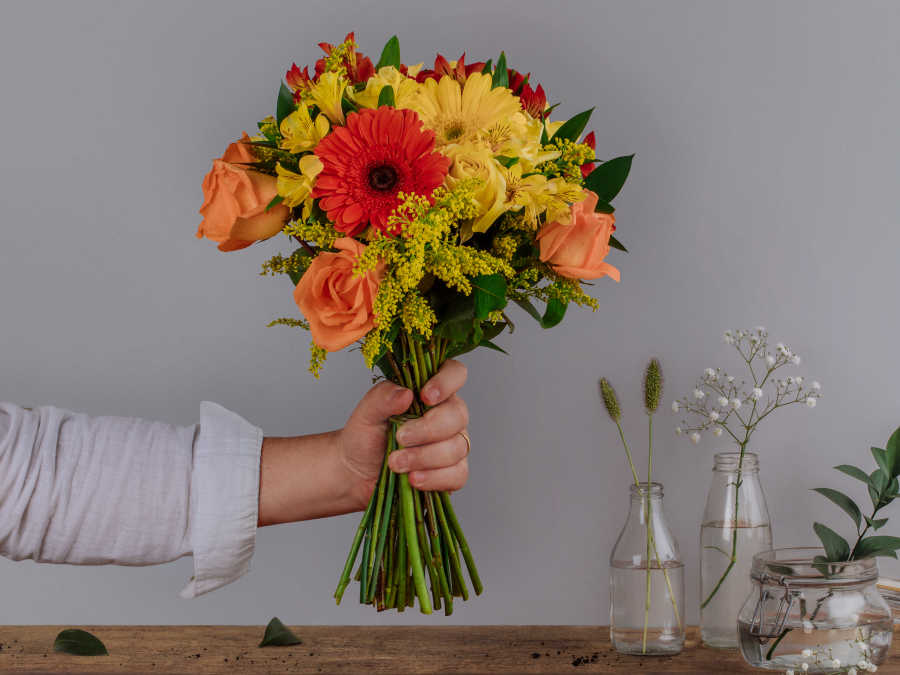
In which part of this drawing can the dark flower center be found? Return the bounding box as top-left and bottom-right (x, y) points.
(367, 164), (399, 192)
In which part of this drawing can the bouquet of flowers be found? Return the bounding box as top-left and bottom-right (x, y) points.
(196, 33), (630, 614)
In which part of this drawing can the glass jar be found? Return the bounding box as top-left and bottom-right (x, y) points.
(700, 451), (772, 648)
(738, 548), (893, 671)
(609, 482), (685, 655)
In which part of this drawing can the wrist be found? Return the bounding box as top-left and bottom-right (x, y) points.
(333, 429), (377, 512)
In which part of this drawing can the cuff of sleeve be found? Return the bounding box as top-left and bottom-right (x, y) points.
(180, 401), (263, 599)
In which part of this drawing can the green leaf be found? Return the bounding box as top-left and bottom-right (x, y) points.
(812, 488), (861, 529)
(886, 425), (900, 477)
(869, 468), (890, 508)
(481, 59), (493, 75)
(472, 274), (507, 319)
(854, 536), (900, 559)
(608, 234), (628, 252)
(835, 464), (872, 484)
(513, 297), (543, 324)
(377, 85), (395, 108)
(539, 120), (549, 145)
(813, 522), (850, 562)
(376, 36), (400, 69)
(53, 629), (108, 656)
(812, 555), (834, 578)
(492, 52), (508, 88)
(594, 201), (615, 214)
(478, 339), (508, 354)
(276, 82), (295, 126)
(541, 298), (567, 329)
(259, 617), (302, 647)
(494, 155), (519, 168)
(865, 516), (889, 531)
(871, 447), (891, 478)
(434, 296), (476, 343)
(265, 195), (284, 213)
(550, 108), (594, 144)
(584, 154), (634, 203)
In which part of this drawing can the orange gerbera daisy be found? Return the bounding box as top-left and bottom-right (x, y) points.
(312, 107), (451, 236)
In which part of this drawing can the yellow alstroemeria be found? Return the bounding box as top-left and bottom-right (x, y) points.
(309, 71), (347, 125)
(280, 105), (330, 154)
(500, 163), (583, 228)
(276, 155), (324, 208)
(442, 143), (508, 235)
(350, 66), (421, 110)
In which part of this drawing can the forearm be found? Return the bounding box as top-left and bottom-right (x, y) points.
(257, 430), (371, 526)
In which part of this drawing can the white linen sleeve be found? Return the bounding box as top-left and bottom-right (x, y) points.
(0, 400), (263, 598)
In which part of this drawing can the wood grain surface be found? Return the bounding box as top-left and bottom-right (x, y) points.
(0, 625), (897, 674)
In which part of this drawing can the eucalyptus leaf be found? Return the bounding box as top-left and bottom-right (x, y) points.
(854, 536), (900, 559)
(492, 52), (508, 89)
(276, 82), (295, 126)
(550, 108), (594, 144)
(835, 464), (872, 485)
(871, 447), (891, 478)
(53, 629), (108, 656)
(376, 36), (400, 70)
(377, 85), (395, 108)
(812, 487), (861, 529)
(259, 617), (302, 647)
(584, 154), (634, 203)
(813, 522), (850, 562)
(865, 516), (889, 530)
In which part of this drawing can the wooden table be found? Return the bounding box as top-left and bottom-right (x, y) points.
(0, 626), (897, 674)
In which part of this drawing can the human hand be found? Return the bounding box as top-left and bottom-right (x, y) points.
(337, 360), (470, 510)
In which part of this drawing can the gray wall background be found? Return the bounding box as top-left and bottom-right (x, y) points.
(1, 0), (898, 626)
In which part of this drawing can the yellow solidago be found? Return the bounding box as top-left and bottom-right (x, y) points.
(280, 105), (329, 153)
(309, 343), (328, 378)
(258, 115), (279, 140)
(276, 155), (323, 207)
(351, 66), (420, 109)
(322, 35), (357, 79)
(283, 218), (341, 250)
(400, 292), (437, 339)
(309, 72), (347, 125)
(543, 138), (595, 181)
(492, 234), (518, 261)
(260, 249), (311, 278)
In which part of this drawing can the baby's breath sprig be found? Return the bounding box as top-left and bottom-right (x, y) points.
(674, 326), (822, 609)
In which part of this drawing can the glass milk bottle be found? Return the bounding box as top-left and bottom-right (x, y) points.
(610, 482), (685, 655)
(700, 451), (772, 648)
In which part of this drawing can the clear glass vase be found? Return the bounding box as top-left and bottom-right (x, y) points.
(610, 482), (685, 655)
(738, 548), (893, 671)
(700, 451), (772, 648)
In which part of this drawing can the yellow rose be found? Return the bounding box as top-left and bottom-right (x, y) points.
(442, 143), (508, 234)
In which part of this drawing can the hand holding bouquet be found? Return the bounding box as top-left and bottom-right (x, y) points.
(197, 33), (631, 614)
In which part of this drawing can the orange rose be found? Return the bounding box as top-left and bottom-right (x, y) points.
(536, 190), (621, 281)
(196, 133), (290, 252)
(294, 238), (385, 352)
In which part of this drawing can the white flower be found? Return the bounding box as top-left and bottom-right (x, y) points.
(709, 410), (720, 422)
(690, 432), (701, 445)
(693, 389), (705, 400)
(705, 367), (716, 378)
(786, 670), (795, 675)
(806, 397), (817, 408)
(723, 332), (735, 345)
(802, 619), (814, 633)
(868, 663), (878, 672)
(787, 376), (794, 385)
(751, 387), (763, 400)
(801, 649), (812, 658)
(713, 427), (723, 437)
(765, 354), (776, 367)
(812, 380), (821, 390)
(791, 355), (801, 365)
(727, 375), (735, 382)
(832, 660), (841, 668)
(675, 426), (683, 435)
(795, 376), (803, 385)
(800, 663), (808, 672)
(848, 668), (857, 675)
(672, 400), (680, 413)
(858, 661), (868, 669)
(755, 325), (766, 333)
(718, 396), (729, 407)
(731, 398), (742, 410)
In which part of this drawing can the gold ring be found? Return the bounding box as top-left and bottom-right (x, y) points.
(458, 430), (471, 456)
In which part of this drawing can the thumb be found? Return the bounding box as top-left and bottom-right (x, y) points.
(349, 382), (413, 427)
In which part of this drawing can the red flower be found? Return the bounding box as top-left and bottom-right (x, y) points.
(416, 53), (485, 84)
(507, 69), (547, 118)
(581, 131), (596, 179)
(285, 63), (313, 102)
(313, 108), (451, 236)
(313, 31), (375, 85)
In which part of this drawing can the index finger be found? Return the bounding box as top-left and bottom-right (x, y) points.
(421, 359), (467, 407)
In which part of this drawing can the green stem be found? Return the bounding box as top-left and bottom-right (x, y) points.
(642, 415), (653, 654)
(701, 440), (747, 609)
(397, 520), (407, 611)
(426, 492), (453, 615)
(434, 490), (468, 600)
(414, 487), (441, 610)
(368, 466), (396, 604)
(395, 420), (432, 614)
(366, 445), (391, 587)
(441, 491), (483, 595)
(334, 485), (377, 603)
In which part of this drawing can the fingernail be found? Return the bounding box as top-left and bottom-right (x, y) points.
(391, 452), (409, 473)
(396, 425), (410, 445)
(410, 471), (425, 485)
(423, 385), (439, 403)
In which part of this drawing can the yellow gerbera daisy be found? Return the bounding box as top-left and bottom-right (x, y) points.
(411, 72), (521, 147)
